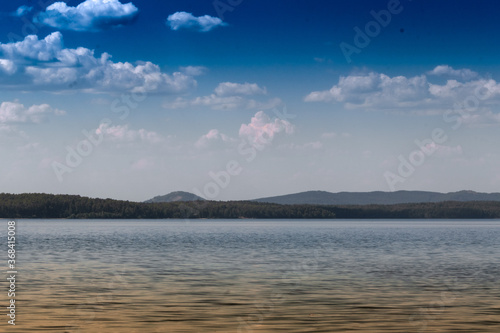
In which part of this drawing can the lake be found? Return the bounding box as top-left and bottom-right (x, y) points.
(2, 219), (500, 332)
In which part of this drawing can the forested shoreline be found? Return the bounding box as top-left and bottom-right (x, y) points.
(1, 193), (500, 219)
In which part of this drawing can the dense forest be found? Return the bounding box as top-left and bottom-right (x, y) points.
(1, 193), (500, 219)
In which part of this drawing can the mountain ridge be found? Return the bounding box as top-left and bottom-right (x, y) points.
(144, 190), (500, 205)
(252, 190), (500, 205)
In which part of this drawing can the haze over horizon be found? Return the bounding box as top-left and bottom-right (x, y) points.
(1, 0), (500, 202)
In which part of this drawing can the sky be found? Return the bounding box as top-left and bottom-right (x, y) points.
(1, 0), (500, 201)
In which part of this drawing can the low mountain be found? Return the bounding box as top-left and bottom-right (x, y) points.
(145, 191), (205, 203)
(253, 190), (500, 205)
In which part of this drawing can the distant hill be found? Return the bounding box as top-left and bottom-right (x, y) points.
(145, 191), (204, 203)
(253, 190), (500, 205)
(2, 192), (500, 219)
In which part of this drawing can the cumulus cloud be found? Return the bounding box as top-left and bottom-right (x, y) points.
(305, 72), (429, 108)
(428, 65), (478, 81)
(0, 32), (63, 61)
(215, 82), (267, 97)
(167, 11), (227, 32)
(195, 129), (233, 148)
(96, 123), (163, 144)
(164, 82), (277, 110)
(166, 95), (282, 111)
(239, 111), (294, 147)
(0, 59), (16, 75)
(0, 101), (65, 124)
(191, 95), (247, 110)
(305, 67), (500, 115)
(180, 66), (207, 76)
(429, 78), (500, 100)
(35, 0), (138, 32)
(0, 32), (197, 93)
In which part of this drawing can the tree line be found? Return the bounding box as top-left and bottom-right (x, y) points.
(1, 193), (500, 219)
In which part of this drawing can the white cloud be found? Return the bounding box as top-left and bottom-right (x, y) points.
(305, 72), (429, 108)
(0, 32), (198, 93)
(191, 95), (247, 110)
(195, 129), (233, 148)
(429, 78), (500, 100)
(180, 66), (208, 76)
(214, 82), (267, 97)
(0, 32), (63, 62)
(305, 67), (500, 116)
(96, 123), (163, 144)
(0, 101), (65, 124)
(167, 12), (227, 32)
(0, 59), (16, 75)
(35, 0), (139, 32)
(164, 82), (277, 110)
(428, 79), (462, 98)
(239, 111), (294, 147)
(428, 65), (478, 81)
(166, 95), (282, 111)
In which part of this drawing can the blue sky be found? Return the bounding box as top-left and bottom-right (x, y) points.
(1, 0), (500, 201)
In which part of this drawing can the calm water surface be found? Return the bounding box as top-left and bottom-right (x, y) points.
(2, 219), (500, 332)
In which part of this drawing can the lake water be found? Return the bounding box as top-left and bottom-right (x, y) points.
(2, 219), (500, 332)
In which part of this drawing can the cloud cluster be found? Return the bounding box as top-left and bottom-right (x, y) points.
(195, 129), (233, 149)
(193, 111), (294, 151)
(96, 123), (163, 144)
(305, 72), (429, 108)
(305, 66), (500, 113)
(167, 11), (227, 32)
(35, 0), (139, 32)
(214, 82), (267, 96)
(428, 78), (500, 100)
(0, 59), (16, 75)
(239, 111), (294, 146)
(427, 65), (478, 81)
(164, 82), (278, 110)
(0, 32), (197, 93)
(180, 66), (207, 76)
(0, 101), (64, 124)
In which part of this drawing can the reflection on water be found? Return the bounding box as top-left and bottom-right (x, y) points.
(2, 220), (500, 332)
